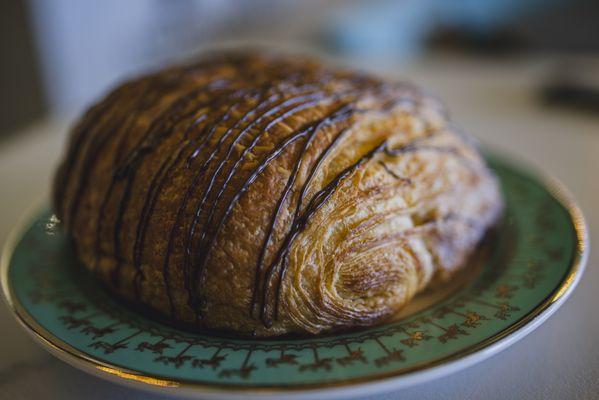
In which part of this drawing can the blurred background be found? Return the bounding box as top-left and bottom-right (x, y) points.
(2, 0), (599, 132)
(1, 1), (599, 399)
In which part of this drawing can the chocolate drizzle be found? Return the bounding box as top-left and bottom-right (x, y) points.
(95, 83), (234, 286)
(249, 104), (356, 317)
(183, 97), (354, 316)
(162, 86), (333, 316)
(56, 54), (483, 331)
(62, 77), (184, 231)
(131, 85), (258, 297)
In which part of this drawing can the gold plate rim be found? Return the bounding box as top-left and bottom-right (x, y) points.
(0, 157), (589, 396)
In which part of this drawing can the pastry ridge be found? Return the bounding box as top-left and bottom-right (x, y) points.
(53, 52), (503, 337)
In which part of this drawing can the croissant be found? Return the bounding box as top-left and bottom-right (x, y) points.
(53, 52), (503, 337)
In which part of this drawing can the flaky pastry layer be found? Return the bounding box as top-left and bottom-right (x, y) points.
(53, 52), (503, 336)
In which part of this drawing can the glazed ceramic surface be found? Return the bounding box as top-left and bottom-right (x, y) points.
(1, 156), (587, 399)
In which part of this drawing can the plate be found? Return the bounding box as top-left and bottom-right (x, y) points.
(1, 155), (588, 399)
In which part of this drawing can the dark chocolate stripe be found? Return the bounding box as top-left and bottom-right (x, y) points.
(133, 83), (328, 288)
(158, 86), (275, 315)
(186, 95), (328, 270)
(184, 94), (333, 312)
(104, 83), (239, 286)
(260, 139), (389, 325)
(188, 88), (388, 318)
(162, 85), (324, 316)
(131, 86), (256, 298)
(113, 80), (234, 179)
(65, 77), (182, 231)
(260, 139), (475, 325)
(248, 104), (356, 317)
(54, 80), (146, 219)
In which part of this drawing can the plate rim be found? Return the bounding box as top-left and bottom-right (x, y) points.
(0, 156), (589, 398)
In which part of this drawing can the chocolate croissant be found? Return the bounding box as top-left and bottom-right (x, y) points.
(53, 52), (503, 337)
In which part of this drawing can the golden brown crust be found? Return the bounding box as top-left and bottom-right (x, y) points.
(53, 52), (503, 337)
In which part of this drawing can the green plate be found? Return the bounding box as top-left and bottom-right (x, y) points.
(1, 156), (588, 399)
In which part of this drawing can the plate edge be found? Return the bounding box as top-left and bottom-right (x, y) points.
(0, 159), (590, 397)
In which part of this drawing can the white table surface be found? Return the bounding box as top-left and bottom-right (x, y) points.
(0, 56), (597, 400)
